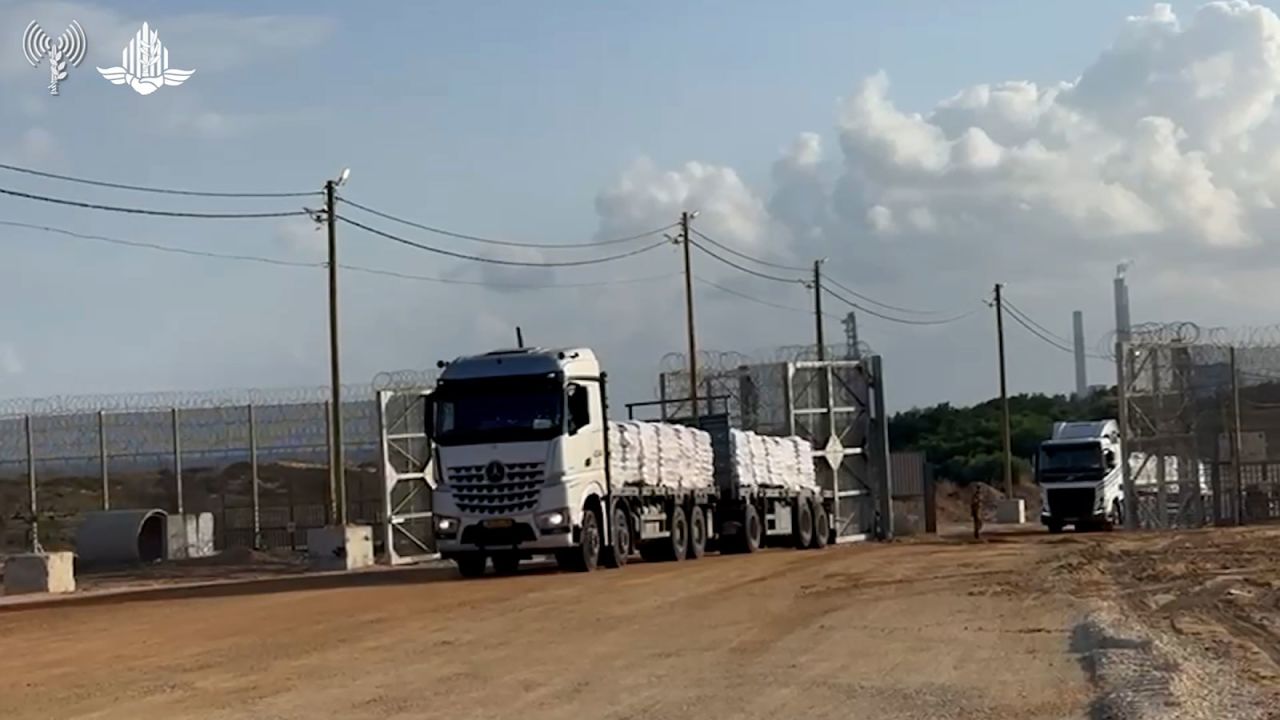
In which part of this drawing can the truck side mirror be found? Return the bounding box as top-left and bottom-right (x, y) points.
(422, 392), (435, 439)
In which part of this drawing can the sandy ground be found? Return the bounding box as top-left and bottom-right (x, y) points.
(7, 525), (1280, 719)
(0, 530), (1096, 720)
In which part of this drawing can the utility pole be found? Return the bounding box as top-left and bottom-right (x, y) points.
(680, 210), (700, 421)
(813, 259), (827, 361)
(994, 283), (1013, 498)
(325, 168), (350, 525)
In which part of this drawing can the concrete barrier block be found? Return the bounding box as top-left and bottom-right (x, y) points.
(4, 552), (76, 595)
(167, 512), (217, 560)
(996, 498), (1027, 525)
(307, 525), (375, 571)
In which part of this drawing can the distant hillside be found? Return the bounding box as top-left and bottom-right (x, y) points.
(889, 387), (1118, 486)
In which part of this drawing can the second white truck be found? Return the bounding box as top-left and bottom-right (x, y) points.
(1035, 419), (1125, 532)
(424, 346), (834, 577)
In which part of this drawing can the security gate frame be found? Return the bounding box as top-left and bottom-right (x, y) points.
(784, 356), (892, 541)
(376, 390), (439, 565)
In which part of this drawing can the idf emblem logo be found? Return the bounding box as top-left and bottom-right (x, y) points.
(22, 20), (87, 95)
(97, 22), (194, 96)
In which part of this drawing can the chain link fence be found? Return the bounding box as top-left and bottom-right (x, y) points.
(1117, 322), (1280, 529)
(0, 371), (434, 553)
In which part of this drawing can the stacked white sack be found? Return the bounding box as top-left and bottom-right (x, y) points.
(728, 429), (818, 491)
(609, 421), (713, 490)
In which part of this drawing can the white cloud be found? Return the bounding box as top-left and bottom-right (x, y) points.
(274, 216), (325, 261)
(0, 343), (22, 375)
(591, 1), (1280, 408)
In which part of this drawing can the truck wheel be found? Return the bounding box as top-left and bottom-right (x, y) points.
(602, 506), (630, 569)
(793, 498), (814, 549)
(742, 504), (763, 553)
(491, 552), (520, 576)
(1046, 520), (1064, 534)
(810, 505), (830, 549)
(668, 506), (688, 561)
(688, 507), (707, 560)
(455, 553), (487, 578)
(1108, 499), (1124, 531)
(561, 507), (601, 572)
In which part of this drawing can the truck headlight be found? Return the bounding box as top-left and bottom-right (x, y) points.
(536, 508), (570, 530)
(435, 515), (460, 536)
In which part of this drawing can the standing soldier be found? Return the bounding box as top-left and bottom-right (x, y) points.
(970, 483), (984, 540)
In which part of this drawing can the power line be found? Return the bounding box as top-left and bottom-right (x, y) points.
(2, 218), (678, 290)
(696, 276), (841, 319)
(1002, 306), (1076, 354)
(339, 195), (678, 249)
(690, 240), (806, 284)
(1002, 298), (1072, 346)
(343, 263), (678, 289)
(689, 228), (808, 272)
(1001, 299), (1110, 360)
(0, 219), (321, 268)
(823, 285), (982, 325)
(823, 276), (949, 317)
(0, 161), (317, 198)
(338, 214), (672, 267)
(0, 186), (309, 219)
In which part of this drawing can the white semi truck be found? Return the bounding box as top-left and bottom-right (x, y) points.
(423, 346), (834, 577)
(1035, 419), (1125, 532)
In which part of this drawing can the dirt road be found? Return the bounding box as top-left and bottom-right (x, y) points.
(0, 534), (1093, 720)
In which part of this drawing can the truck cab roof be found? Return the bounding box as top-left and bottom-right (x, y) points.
(1046, 419), (1119, 444)
(437, 347), (601, 382)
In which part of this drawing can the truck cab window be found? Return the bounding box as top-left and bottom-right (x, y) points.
(567, 383), (590, 435)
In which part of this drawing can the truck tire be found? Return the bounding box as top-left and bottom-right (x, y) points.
(1108, 499), (1124, 531)
(559, 506), (601, 572)
(667, 506), (688, 561)
(793, 498), (814, 549)
(810, 504), (830, 549)
(602, 506), (630, 569)
(741, 504), (763, 554)
(455, 553), (487, 578)
(1046, 519), (1064, 534)
(491, 552), (520, 576)
(688, 506), (707, 559)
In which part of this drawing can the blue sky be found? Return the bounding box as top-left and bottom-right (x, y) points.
(1, 0), (1275, 412)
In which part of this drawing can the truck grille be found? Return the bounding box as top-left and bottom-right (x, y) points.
(1046, 487), (1098, 519)
(447, 462), (545, 515)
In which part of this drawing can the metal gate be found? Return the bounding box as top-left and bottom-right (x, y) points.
(376, 390), (438, 564)
(658, 354), (893, 540)
(784, 357), (891, 541)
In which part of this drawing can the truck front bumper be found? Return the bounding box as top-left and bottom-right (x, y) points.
(433, 489), (580, 556)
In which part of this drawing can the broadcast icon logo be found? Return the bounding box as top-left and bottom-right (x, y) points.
(22, 20), (87, 96)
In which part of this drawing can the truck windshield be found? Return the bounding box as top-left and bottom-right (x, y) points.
(1038, 442), (1102, 474)
(432, 375), (564, 446)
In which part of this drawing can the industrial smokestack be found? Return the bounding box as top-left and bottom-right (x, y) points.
(1113, 261), (1132, 344)
(1073, 310), (1087, 399)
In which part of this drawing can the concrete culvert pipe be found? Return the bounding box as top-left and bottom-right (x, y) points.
(75, 509), (169, 566)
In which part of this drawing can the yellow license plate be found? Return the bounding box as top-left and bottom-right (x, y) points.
(483, 518), (514, 529)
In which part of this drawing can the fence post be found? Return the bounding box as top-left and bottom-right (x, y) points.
(25, 414), (41, 553)
(1229, 346), (1244, 526)
(923, 462), (937, 535)
(1116, 339), (1137, 530)
(324, 399), (337, 526)
(249, 403), (261, 549)
(98, 410), (110, 510)
(172, 407), (184, 515)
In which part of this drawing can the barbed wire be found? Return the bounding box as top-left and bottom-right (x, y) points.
(1098, 321), (1280, 351)
(0, 369), (437, 418)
